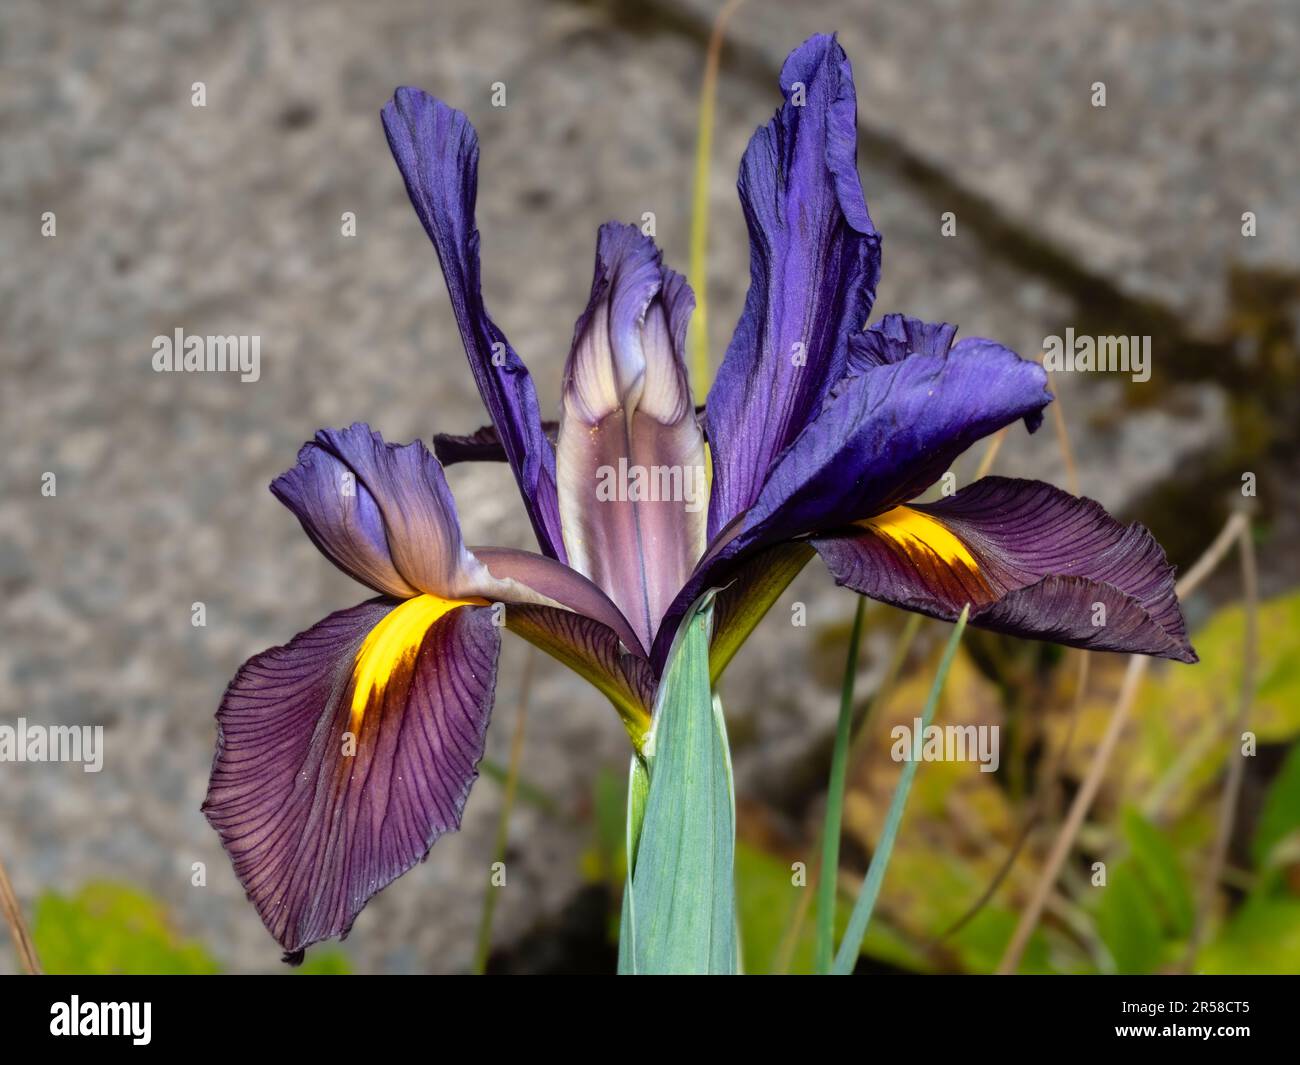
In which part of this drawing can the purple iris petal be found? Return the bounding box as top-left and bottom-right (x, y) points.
(505, 603), (657, 739)
(271, 441), (418, 599)
(844, 319), (1046, 435)
(274, 423), (502, 601)
(474, 544), (649, 658)
(705, 33), (882, 541)
(845, 313), (958, 373)
(382, 88), (565, 562)
(649, 332), (1050, 670)
(813, 476), (1196, 662)
(203, 598), (500, 954)
(555, 224), (707, 653)
(739, 336), (1052, 552)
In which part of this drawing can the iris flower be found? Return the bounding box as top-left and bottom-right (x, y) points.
(204, 34), (1194, 958)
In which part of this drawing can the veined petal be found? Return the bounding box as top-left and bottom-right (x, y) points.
(649, 335), (1049, 670)
(812, 476), (1196, 662)
(271, 439), (418, 599)
(382, 88), (565, 561)
(705, 33), (882, 540)
(646, 535), (808, 676)
(738, 337), (1052, 553)
(504, 604), (655, 748)
(556, 224), (707, 653)
(203, 597), (499, 954)
(473, 545), (648, 658)
(273, 423), (506, 602)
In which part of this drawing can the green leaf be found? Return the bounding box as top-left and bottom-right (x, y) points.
(830, 605), (970, 974)
(1121, 808), (1195, 937)
(617, 754), (651, 974)
(1198, 896), (1300, 974)
(1096, 860), (1166, 974)
(32, 882), (220, 975)
(622, 595), (737, 974)
(816, 596), (867, 974)
(1252, 742), (1300, 869)
(293, 948), (352, 975)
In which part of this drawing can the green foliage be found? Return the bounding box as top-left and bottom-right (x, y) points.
(581, 764), (628, 887)
(1120, 808), (1195, 938)
(1252, 742), (1300, 868)
(294, 949), (353, 975)
(33, 882), (219, 975)
(1200, 897), (1300, 974)
(622, 596), (737, 974)
(831, 606), (969, 974)
(735, 841), (810, 974)
(735, 589), (1300, 976)
(1096, 860), (1166, 974)
(30, 880), (351, 975)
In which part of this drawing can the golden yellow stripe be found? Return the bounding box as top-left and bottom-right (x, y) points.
(861, 506), (979, 571)
(349, 594), (482, 729)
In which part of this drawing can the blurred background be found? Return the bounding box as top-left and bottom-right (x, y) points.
(2, 0), (1298, 974)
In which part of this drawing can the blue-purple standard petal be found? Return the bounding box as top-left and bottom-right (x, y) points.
(738, 336), (1052, 552)
(845, 313), (958, 373)
(202, 598), (500, 955)
(812, 476), (1196, 662)
(705, 33), (882, 540)
(382, 88), (565, 562)
(648, 332), (1050, 670)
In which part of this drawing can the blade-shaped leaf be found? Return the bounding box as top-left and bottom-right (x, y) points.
(622, 595), (737, 974)
(618, 754), (651, 975)
(831, 605), (970, 974)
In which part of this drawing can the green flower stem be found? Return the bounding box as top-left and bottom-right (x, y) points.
(814, 596), (867, 974)
(831, 605), (970, 975)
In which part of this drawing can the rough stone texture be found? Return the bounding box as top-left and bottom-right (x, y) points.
(665, 0), (1300, 339)
(0, 0), (1272, 973)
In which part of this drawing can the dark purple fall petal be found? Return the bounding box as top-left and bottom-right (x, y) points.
(738, 339), (1052, 553)
(203, 599), (500, 954)
(555, 224), (707, 653)
(705, 33), (882, 541)
(273, 423), (504, 601)
(812, 476), (1196, 662)
(382, 88), (566, 562)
